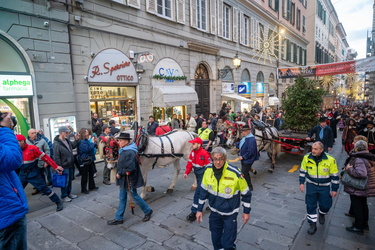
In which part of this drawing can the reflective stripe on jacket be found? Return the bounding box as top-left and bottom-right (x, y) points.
(198, 128), (213, 140)
(299, 152), (339, 191)
(198, 162), (252, 215)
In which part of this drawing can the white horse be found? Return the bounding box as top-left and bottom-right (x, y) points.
(124, 129), (196, 198)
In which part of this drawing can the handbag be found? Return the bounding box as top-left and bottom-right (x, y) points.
(52, 172), (68, 188)
(341, 170), (368, 190)
(81, 156), (93, 166)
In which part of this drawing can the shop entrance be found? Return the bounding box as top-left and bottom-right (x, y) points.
(195, 64), (210, 118)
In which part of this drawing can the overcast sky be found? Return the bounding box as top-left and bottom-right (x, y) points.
(333, 0), (373, 59)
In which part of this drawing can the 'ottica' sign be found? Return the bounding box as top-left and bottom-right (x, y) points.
(0, 75), (33, 96)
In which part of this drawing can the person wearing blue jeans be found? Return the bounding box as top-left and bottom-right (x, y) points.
(107, 132), (152, 225)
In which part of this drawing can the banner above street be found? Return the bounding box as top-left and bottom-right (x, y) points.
(277, 56), (375, 79)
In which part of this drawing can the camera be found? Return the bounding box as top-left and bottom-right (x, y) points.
(0, 111), (17, 129)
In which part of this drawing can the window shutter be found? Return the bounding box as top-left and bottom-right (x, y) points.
(217, 0), (223, 37)
(293, 43), (297, 63)
(239, 11), (244, 45)
(127, 0), (140, 9)
(190, 0), (197, 28)
(176, 0), (185, 24)
(256, 20), (260, 50)
(250, 17), (255, 48)
(210, 0), (217, 34)
(275, 0), (279, 12)
(232, 7), (238, 42)
(286, 40), (291, 61)
(146, 0), (157, 14)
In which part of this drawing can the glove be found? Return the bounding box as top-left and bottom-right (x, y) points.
(126, 172), (131, 175)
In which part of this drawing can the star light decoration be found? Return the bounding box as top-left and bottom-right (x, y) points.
(251, 25), (285, 64)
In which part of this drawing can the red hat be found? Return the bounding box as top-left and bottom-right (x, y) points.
(16, 134), (26, 141)
(189, 137), (203, 145)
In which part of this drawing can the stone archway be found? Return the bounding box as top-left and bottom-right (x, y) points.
(194, 64), (210, 118)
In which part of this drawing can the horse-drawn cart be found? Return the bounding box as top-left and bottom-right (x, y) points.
(275, 131), (313, 155)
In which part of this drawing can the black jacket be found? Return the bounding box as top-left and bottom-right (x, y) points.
(116, 143), (144, 189)
(53, 136), (75, 168)
(308, 125), (334, 149)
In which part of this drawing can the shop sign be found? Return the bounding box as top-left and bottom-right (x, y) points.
(87, 49), (138, 83)
(240, 81), (251, 97)
(0, 75), (33, 96)
(222, 82), (234, 94)
(256, 82), (264, 97)
(152, 58), (186, 83)
(238, 84), (246, 94)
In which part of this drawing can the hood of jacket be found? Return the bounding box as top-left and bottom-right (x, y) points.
(119, 142), (138, 155)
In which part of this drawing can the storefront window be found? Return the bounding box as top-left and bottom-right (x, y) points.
(89, 86), (136, 126)
(0, 98), (31, 134)
(153, 106), (184, 122)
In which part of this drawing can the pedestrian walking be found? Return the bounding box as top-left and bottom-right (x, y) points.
(0, 112), (28, 250)
(299, 141), (339, 235)
(196, 147), (251, 250)
(237, 125), (259, 191)
(342, 140), (375, 235)
(16, 134), (64, 211)
(306, 117), (334, 152)
(183, 137), (211, 222)
(107, 132), (153, 225)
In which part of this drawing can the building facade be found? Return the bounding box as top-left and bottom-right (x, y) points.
(0, 0), (315, 132)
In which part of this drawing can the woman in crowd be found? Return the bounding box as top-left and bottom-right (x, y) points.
(342, 118), (359, 154)
(343, 140), (375, 235)
(171, 114), (180, 129)
(178, 114), (185, 129)
(77, 128), (99, 194)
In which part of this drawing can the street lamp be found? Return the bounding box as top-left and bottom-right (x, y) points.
(218, 51), (242, 79)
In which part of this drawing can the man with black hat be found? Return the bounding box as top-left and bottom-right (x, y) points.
(237, 125), (259, 191)
(107, 132), (153, 225)
(359, 120), (375, 153)
(183, 137), (211, 222)
(306, 117), (334, 152)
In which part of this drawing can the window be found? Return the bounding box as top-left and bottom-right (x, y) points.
(317, 0), (326, 24)
(290, 2), (295, 25)
(302, 15), (306, 34)
(157, 0), (172, 19)
(282, 0), (290, 20)
(197, 0), (207, 30)
(223, 4), (231, 39)
(296, 8), (301, 30)
(244, 15), (249, 45)
(269, 0), (279, 11)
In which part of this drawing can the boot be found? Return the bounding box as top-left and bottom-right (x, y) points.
(307, 222), (317, 235)
(56, 201), (63, 211)
(186, 212), (196, 222)
(318, 212), (325, 225)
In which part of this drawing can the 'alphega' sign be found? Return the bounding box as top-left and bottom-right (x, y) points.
(0, 75), (33, 96)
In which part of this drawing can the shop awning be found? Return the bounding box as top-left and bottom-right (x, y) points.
(221, 93), (253, 104)
(268, 97), (280, 106)
(153, 86), (199, 107)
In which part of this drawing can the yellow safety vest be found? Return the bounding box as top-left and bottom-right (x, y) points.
(198, 128), (212, 140)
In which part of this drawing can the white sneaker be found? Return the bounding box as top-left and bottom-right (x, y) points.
(68, 194), (78, 199)
(62, 197), (72, 202)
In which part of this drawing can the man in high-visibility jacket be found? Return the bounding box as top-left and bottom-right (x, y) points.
(183, 137), (211, 222)
(299, 141), (339, 235)
(198, 121), (214, 152)
(196, 147), (251, 250)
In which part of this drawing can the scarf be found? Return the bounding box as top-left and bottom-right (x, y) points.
(319, 126), (325, 139)
(239, 132), (254, 149)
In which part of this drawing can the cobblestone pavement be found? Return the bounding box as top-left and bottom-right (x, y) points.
(25, 132), (374, 249)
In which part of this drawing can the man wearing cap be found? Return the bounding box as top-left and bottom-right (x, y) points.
(198, 121), (215, 152)
(16, 135), (64, 211)
(359, 120), (375, 153)
(306, 117), (334, 152)
(237, 124), (259, 191)
(0, 112), (28, 249)
(53, 126), (78, 202)
(183, 137), (211, 222)
(99, 125), (113, 185)
(107, 132), (153, 225)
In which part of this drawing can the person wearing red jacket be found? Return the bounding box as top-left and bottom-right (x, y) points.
(16, 135), (64, 211)
(155, 120), (172, 136)
(184, 137), (211, 222)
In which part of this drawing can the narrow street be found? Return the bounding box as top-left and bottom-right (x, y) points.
(26, 132), (375, 249)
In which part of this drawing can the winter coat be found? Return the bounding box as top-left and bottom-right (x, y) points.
(186, 117), (197, 132)
(238, 133), (259, 164)
(27, 134), (50, 168)
(77, 139), (96, 165)
(116, 142), (144, 189)
(308, 125), (334, 149)
(53, 135), (74, 169)
(342, 126), (358, 145)
(171, 118), (180, 129)
(147, 121), (159, 136)
(0, 127), (28, 230)
(344, 151), (375, 197)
